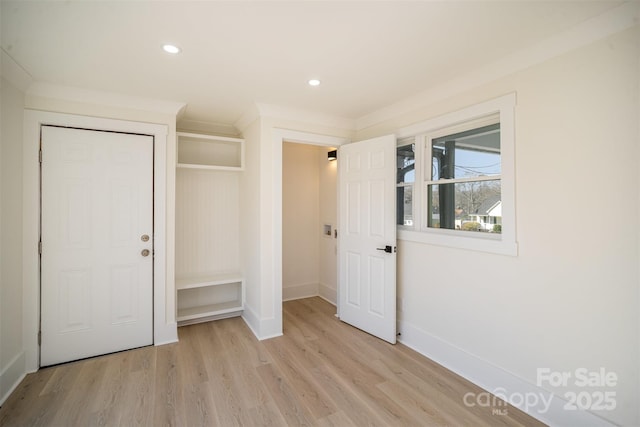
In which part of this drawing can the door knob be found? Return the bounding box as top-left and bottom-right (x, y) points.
(376, 245), (394, 253)
(141, 249), (150, 257)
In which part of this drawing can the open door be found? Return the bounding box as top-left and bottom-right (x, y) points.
(338, 135), (397, 343)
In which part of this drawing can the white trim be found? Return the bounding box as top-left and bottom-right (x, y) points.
(398, 319), (615, 427)
(23, 110), (177, 371)
(396, 94), (515, 139)
(27, 82), (186, 117)
(318, 283), (337, 306)
(426, 175), (500, 186)
(240, 303), (261, 339)
(0, 351), (26, 406)
(282, 283), (320, 302)
(241, 303), (284, 341)
(258, 103), (356, 132)
(234, 104), (260, 134)
(176, 131), (244, 144)
(176, 131), (245, 171)
(278, 128), (348, 147)
(396, 93), (517, 256)
(356, 1), (640, 131)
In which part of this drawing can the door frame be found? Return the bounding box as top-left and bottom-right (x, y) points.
(270, 129), (348, 337)
(23, 110), (176, 371)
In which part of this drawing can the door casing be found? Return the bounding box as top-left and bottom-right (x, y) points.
(266, 129), (348, 339)
(23, 110), (177, 372)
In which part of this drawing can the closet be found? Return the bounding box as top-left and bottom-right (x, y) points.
(175, 132), (244, 325)
(282, 142), (338, 304)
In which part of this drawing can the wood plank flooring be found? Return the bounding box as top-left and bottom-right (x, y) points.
(0, 297), (545, 426)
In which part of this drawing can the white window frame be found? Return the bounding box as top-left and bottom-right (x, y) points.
(396, 138), (417, 228)
(396, 93), (517, 256)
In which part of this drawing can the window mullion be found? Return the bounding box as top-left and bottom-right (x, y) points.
(421, 134), (430, 230)
(425, 174), (502, 185)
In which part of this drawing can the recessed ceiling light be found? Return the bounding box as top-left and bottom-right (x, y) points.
(162, 44), (181, 54)
(308, 79), (321, 87)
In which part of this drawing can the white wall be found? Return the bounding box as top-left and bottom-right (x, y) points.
(0, 75), (26, 404)
(282, 142), (320, 300)
(358, 25), (640, 426)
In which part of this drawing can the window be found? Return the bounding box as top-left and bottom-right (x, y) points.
(395, 93), (517, 256)
(396, 139), (415, 227)
(426, 121), (501, 234)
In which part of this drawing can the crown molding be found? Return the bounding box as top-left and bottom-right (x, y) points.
(255, 102), (356, 131)
(27, 82), (186, 117)
(234, 103), (261, 133)
(356, 1), (640, 131)
(1, 49), (33, 92)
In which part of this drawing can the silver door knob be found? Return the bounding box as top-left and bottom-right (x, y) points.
(141, 234), (150, 242)
(141, 249), (150, 257)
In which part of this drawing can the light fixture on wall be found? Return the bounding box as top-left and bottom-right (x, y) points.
(328, 150), (337, 161)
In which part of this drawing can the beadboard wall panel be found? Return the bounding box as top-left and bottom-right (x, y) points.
(175, 169), (240, 278)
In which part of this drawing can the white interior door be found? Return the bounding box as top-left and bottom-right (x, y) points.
(40, 126), (154, 366)
(338, 135), (397, 344)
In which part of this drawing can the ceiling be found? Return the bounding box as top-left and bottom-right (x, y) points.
(1, 1), (622, 130)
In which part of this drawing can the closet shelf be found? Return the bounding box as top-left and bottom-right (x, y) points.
(177, 131), (244, 169)
(176, 131), (245, 326)
(176, 273), (243, 290)
(177, 300), (243, 322)
(177, 163), (243, 171)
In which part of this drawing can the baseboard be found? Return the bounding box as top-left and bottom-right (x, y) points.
(318, 283), (336, 305)
(241, 304), (261, 339)
(241, 304), (283, 341)
(282, 283), (319, 301)
(0, 351), (26, 406)
(398, 319), (615, 427)
(154, 321), (178, 346)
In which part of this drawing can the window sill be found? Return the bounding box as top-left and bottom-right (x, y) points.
(398, 228), (518, 256)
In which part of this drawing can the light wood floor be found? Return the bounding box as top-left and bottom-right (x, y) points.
(0, 297), (545, 426)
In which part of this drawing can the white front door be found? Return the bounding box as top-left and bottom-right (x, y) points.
(338, 135), (397, 344)
(40, 126), (154, 366)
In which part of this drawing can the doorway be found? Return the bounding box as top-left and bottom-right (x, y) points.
(282, 142), (338, 305)
(23, 110), (174, 372)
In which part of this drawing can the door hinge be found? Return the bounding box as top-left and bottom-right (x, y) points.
(38, 240), (42, 255)
(39, 149), (42, 163)
(38, 331), (41, 345)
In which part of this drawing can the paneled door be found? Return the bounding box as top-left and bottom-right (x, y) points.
(338, 135), (397, 344)
(40, 126), (154, 366)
